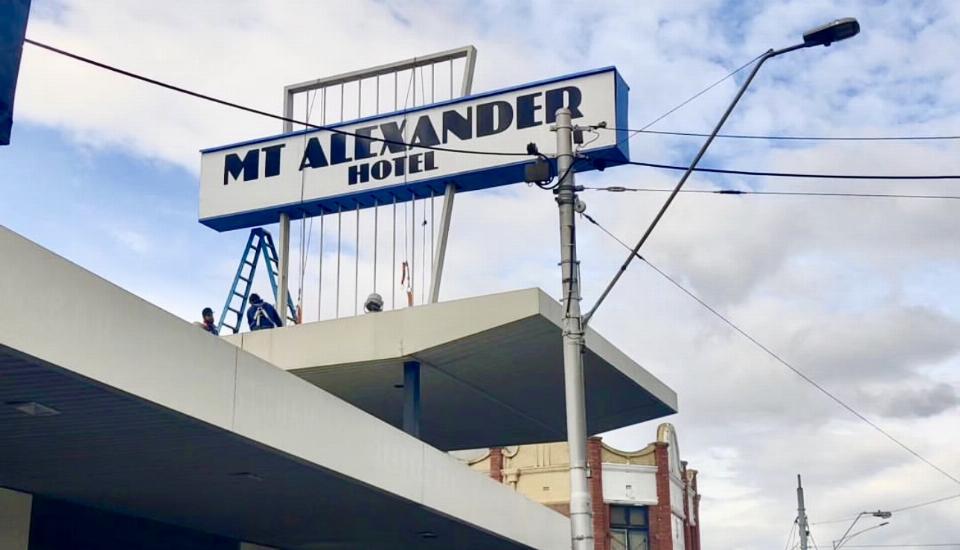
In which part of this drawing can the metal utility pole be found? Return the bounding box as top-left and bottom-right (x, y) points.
(554, 107), (593, 550)
(278, 89), (295, 325)
(428, 183), (456, 304)
(797, 474), (810, 550)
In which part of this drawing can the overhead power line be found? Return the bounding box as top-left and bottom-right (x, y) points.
(892, 493), (960, 513)
(583, 185), (960, 201)
(843, 545), (960, 548)
(603, 127), (960, 142)
(579, 211), (960, 487)
(621, 160), (960, 181)
(550, 53), (768, 192)
(615, 52), (767, 147)
(813, 493), (960, 526)
(23, 38), (531, 158)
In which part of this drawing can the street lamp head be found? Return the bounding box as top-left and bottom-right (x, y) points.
(802, 17), (860, 47)
(871, 511), (893, 519)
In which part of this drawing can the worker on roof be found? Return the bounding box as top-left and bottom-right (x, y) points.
(198, 307), (219, 335)
(247, 293), (282, 331)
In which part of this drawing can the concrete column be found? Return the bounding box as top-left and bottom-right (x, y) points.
(0, 487), (32, 550)
(402, 361), (421, 438)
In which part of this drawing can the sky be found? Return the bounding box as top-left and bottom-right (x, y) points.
(3, 0), (960, 548)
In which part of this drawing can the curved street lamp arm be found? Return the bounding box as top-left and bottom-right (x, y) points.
(583, 43), (804, 325)
(835, 521), (889, 549)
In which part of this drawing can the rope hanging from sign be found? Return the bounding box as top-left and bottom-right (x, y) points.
(354, 202), (360, 316)
(410, 196), (416, 306)
(336, 205), (342, 318)
(392, 196), (397, 310)
(318, 212), (324, 320)
(400, 67), (416, 306)
(430, 190), (435, 298)
(421, 213), (427, 303)
(317, 87), (328, 320)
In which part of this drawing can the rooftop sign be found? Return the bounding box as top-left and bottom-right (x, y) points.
(199, 67), (629, 231)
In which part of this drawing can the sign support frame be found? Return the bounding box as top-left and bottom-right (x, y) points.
(275, 46), (478, 320)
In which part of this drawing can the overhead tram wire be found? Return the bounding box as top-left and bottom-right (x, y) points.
(583, 186), (960, 201)
(600, 127), (960, 142)
(23, 38), (532, 159)
(578, 211), (960, 488)
(619, 160), (960, 180)
(813, 493), (960, 526)
(38, 39), (960, 184)
(544, 51), (770, 192)
(842, 545), (960, 548)
(614, 52), (768, 148)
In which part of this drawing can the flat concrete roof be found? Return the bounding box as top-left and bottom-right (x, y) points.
(225, 288), (678, 451)
(0, 227), (568, 550)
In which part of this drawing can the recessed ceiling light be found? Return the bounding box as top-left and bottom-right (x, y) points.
(6, 401), (60, 417)
(229, 472), (264, 482)
(417, 531), (438, 539)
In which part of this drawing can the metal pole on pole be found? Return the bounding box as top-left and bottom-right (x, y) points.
(797, 474), (810, 550)
(278, 89), (295, 325)
(278, 213), (291, 324)
(554, 107), (593, 550)
(428, 184), (455, 303)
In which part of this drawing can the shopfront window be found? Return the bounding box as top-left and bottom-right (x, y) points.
(610, 505), (649, 550)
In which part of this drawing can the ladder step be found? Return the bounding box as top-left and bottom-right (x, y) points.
(238, 276), (250, 283)
(244, 261), (255, 267)
(228, 307), (241, 315)
(232, 291), (244, 297)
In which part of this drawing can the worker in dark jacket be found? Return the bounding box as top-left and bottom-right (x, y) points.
(199, 307), (219, 335)
(246, 293), (282, 331)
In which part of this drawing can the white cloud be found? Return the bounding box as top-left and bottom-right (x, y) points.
(10, 1), (960, 548)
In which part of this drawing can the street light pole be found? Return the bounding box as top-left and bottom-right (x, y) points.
(582, 17), (861, 326)
(549, 17), (860, 550)
(797, 475), (810, 550)
(554, 107), (593, 550)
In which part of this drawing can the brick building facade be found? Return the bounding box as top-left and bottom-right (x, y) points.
(458, 423), (701, 550)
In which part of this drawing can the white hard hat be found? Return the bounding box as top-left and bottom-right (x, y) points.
(365, 292), (384, 312)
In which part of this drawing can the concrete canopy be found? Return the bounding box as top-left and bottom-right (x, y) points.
(226, 289), (678, 451)
(0, 227), (568, 550)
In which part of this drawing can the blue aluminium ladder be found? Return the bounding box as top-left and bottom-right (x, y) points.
(218, 228), (299, 334)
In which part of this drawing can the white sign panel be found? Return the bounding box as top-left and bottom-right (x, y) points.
(199, 67), (629, 231)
